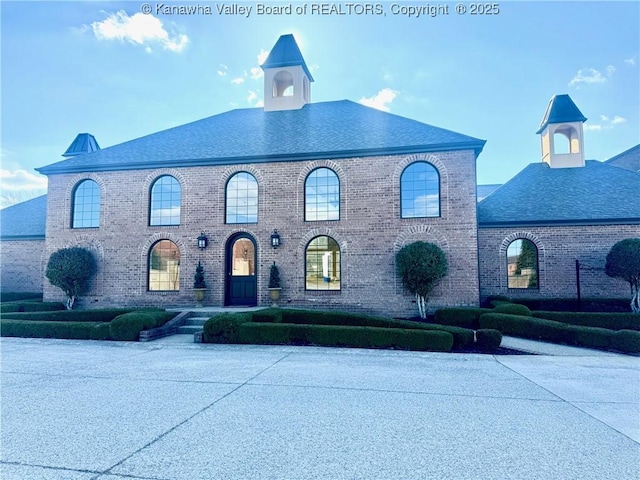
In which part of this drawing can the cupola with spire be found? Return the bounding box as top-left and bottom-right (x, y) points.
(261, 34), (313, 112)
(536, 94), (587, 168)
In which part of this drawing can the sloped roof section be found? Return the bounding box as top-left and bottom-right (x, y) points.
(605, 144), (640, 172)
(261, 34), (314, 81)
(478, 161), (640, 226)
(536, 94), (587, 134)
(63, 133), (100, 157)
(0, 195), (47, 239)
(37, 100), (485, 175)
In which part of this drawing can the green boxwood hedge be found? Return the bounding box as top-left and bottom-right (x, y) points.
(203, 313), (253, 344)
(1, 308), (135, 323)
(0, 301), (66, 313)
(532, 311), (640, 331)
(476, 329), (503, 351)
(109, 311), (174, 341)
(0, 292), (42, 302)
(493, 303), (532, 316)
(433, 308), (492, 329)
(237, 322), (454, 351)
(1, 320), (103, 340)
(479, 312), (639, 354)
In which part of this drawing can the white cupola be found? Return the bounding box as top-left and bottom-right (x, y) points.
(536, 94), (587, 168)
(261, 34), (314, 112)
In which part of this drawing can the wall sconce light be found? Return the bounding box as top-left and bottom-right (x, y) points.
(197, 232), (208, 250)
(270, 229), (281, 248)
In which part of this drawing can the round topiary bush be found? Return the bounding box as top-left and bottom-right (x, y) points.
(493, 303), (532, 317)
(476, 329), (503, 351)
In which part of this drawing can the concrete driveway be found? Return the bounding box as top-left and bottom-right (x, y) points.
(1, 337), (638, 480)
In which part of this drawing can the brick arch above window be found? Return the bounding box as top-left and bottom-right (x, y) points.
(393, 225), (449, 254)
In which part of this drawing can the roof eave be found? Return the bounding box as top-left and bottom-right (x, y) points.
(478, 218), (640, 228)
(36, 140), (486, 175)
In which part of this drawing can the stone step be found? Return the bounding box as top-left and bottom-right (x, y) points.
(176, 325), (204, 335)
(184, 317), (208, 326)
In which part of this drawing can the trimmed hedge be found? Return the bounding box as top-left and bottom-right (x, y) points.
(237, 322), (454, 352)
(479, 313), (639, 354)
(533, 311), (640, 331)
(0, 292), (42, 302)
(433, 308), (492, 329)
(1, 308), (135, 323)
(476, 329), (502, 351)
(0, 301), (66, 313)
(493, 303), (532, 316)
(511, 298), (630, 313)
(203, 313), (253, 344)
(1, 320), (102, 340)
(109, 311), (174, 341)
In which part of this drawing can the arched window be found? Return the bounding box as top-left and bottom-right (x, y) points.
(72, 179), (100, 228)
(305, 168), (340, 221)
(506, 239), (539, 289)
(150, 176), (180, 226)
(226, 172), (258, 224)
(148, 240), (180, 291)
(306, 236), (341, 290)
(400, 162), (440, 218)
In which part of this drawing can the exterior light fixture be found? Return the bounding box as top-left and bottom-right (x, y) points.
(197, 232), (208, 250)
(270, 229), (281, 248)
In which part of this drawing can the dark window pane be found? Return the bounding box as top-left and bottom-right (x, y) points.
(72, 180), (100, 228)
(305, 236), (341, 290)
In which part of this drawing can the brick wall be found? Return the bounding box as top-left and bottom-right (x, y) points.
(43, 149), (479, 316)
(478, 225), (640, 301)
(0, 239), (45, 293)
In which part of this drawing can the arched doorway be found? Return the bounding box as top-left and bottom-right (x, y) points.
(225, 233), (257, 306)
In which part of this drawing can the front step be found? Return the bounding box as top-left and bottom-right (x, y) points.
(176, 316), (208, 335)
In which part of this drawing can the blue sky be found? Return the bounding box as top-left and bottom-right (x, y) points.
(1, 1), (638, 207)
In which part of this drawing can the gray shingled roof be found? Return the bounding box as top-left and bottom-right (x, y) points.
(37, 100), (485, 175)
(478, 161), (640, 226)
(606, 144), (640, 172)
(0, 195), (47, 239)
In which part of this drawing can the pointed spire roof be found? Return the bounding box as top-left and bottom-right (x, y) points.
(63, 133), (100, 157)
(261, 34), (314, 81)
(536, 94), (587, 134)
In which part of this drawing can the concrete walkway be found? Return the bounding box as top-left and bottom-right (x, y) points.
(1, 337), (638, 480)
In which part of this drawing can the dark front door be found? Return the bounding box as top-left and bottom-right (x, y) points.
(225, 234), (257, 306)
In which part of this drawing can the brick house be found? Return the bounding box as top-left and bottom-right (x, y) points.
(2, 36), (638, 314)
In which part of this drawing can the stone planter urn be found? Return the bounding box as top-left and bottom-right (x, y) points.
(268, 262), (281, 307)
(193, 261), (207, 308)
(194, 288), (206, 308)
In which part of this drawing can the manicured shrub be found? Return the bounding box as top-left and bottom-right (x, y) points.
(109, 313), (156, 341)
(612, 330), (640, 354)
(90, 322), (112, 341)
(532, 311), (640, 331)
(0, 292), (42, 302)
(0, 301), (66, 313)
(484, 295), (511, 308)
(202, 313), (252, 343)
(45, 246), (97, 309)
(493, 303), (532, 317)
(433, 308), (492, 329)
(479, 313), (574, 343)
(0, 320), (98, 339)
(1, 308), (134, 323)
(252, 308), (283, 323)
(280, 309), (395, 328)
(476, 329), (503, 351)
(570, 326), (614, 350)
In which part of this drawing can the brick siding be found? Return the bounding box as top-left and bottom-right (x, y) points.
(0, 239), (45, 293)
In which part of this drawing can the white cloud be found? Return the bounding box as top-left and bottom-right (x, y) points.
(231, 77), (244, 85)
(0, 169), (48, 192)
(247, 90), (263, 108)
(584, 114), (626, 131)
(624, 58), (636, 66)
(91, 11), (188, 53)
(249, 50), (269, 80)
(568, 68), (606, 87)
(359, 88), (398, 112)
(606, 64), (616, 76)
(217, 64), (228, 76)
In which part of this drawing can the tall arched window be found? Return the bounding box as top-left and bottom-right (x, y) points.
(506, 239), (539, 289)
(150, 176), (181, 226)
(72, 179), (100, 228)
(305, 236), (341, 290)
(400, 162), (440, 218)
(226, 172), (258, 224)
(148, 240), (180, 291)
(305, 168), (340, 221)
